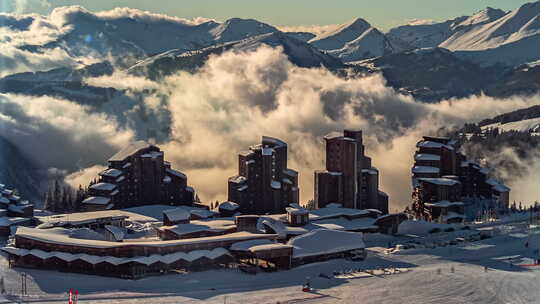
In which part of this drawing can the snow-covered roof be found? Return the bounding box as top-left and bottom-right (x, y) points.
(160, 219), (236, 237)
(271, 181), (281, 189)
(361, 169), (378, 175)
(262, 136), (287, 147)
(425, 201), (464, 208)
(486, 178), (510, 192)
(262, 147), (274, 156)
(288, 229), (365, 258)
(219, 201), (240, 211)
(416, 140), (454, 150)
(230, 239), (292, 252)
(283, 169), (298, 177)
(16, 227), (274, 249)
(90, 182), (116, 191)
(2, 246), (230, 265)
(104, 225), (124, 241)
(229, 175), (247, 184)
(0, 197), (9, 204)
(309, 206), (370, 221)
(100, 168), (123, 178)
(82, 196), (111, 205)
(116, 176), (125, 183)
(109, 141), (154, 162)
(166, 168), (186, 179)
(122, 162), (132, 169)
(415, 153), (441, 161)
(163, 208), (190, 222)
(412, 166), (440, 174)
(37, 210), (155, 227)
(418, 177), (460, 186)
(0, 217), (31, 227)
(141, 151), (163, 158)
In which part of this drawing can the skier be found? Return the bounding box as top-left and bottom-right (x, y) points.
(302, 277), (311, 292)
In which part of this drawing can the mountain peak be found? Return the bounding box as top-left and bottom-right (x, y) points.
(309, 17), (372, 50)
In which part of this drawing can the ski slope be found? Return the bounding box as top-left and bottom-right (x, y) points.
(2, 218), (540, 303)
(482, 117), (540, 134)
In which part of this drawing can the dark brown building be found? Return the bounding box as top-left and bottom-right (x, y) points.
(315, 130), (388, 213)
(411, 136), (510, 222)
(83, 141), (195, 211)
(228, 136), (300, 214)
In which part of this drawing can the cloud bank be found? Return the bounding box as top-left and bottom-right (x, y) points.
(1, 12), (540, 208)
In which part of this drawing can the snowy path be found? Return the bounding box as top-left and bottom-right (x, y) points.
(2, 220), (540, 303)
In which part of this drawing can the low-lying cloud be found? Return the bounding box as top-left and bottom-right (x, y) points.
(2, 44), (540, 209)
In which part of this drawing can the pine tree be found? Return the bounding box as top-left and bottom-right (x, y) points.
(53, 180), (61, 212)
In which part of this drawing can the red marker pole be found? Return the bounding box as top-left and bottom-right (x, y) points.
(68, 289), (73, 304)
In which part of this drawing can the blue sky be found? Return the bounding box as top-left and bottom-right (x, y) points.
(1, 0), (534, 30)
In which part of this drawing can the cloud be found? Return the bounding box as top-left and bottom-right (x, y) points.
(277, 24), (340, 36)
(2, 38), (540, 209)
(0, 93), (134, 172)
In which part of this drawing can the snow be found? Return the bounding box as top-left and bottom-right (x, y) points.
(163, 208), (190, 222)
(163, 176), (171, 183)
(124, 205), (216, 221)
(397, 220), (460, 236)
(89, 182), (116, 191)
(109, 141), (153, 161)
(230, 239), (291, 252)
(82, 196), (111, 206)
(287, 229), (365, 258)
(412, 166), (440, 174)
(141, 151), (162, 158)
(261, 147), (274, 156)
(481, 117), (540, 133)
(417, 177), (460, 186)
(425, 201), (464, 208)
(166, 168), (186, 179)
(415, 153), (441, 161)
(37, 210), (156, 227)
(270, 180), (281, 189)
(2, 246), (230, 265)
(5, 214), (540, 303)
(160, 219), (236, 237)
(99, 168), (123, 178)
(16, 226), (274, 249)
(416, 140), (454, 149)
(309, 206), (370, 221)
(0, 216), (30, 227)
(104, 225), (125, 241)
(218, 201), (239, 211)
(310, 18), (372, 50)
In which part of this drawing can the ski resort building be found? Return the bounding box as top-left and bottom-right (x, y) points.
(3, 206), (376, 277)
(0, 183), (34, 236)
(314, 130), (389, 213)
(227, 136), (300, 215)
(410, 136), (510, 222)
(82, 141), (195, 211)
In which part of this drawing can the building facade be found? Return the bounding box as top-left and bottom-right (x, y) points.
(411, 136), (510, 222)
(83, 141), (195, 211)
(228, 136), (300, 215)
(314, 130), (389, 213)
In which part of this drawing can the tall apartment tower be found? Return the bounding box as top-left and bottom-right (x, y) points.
(315, 130), (388, 213)
(228, 136), (300, 214)
(82, 141), (195, 211)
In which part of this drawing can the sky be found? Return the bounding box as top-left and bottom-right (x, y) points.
(1, 0), (534, 31)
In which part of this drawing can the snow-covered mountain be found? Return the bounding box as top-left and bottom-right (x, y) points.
(309, 18), (410, 62)
(388, 3), (540, 66)
(387, 8), (506, 50)
(354, 47), (502, 101)
(129, 32), (345, 79)
(27, 7), (279, 60)
(0, 62), (120, 107)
